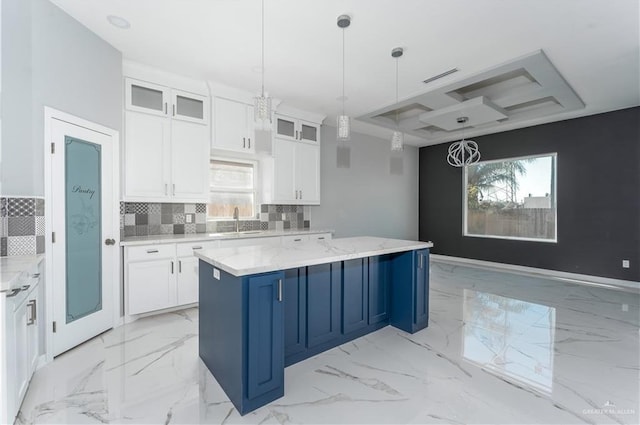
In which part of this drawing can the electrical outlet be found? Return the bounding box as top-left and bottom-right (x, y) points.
(622, 304), (629, 312)
(282, 213), (286, 220)
(186, 215), (192, 223)
(622, 259), (630, 269)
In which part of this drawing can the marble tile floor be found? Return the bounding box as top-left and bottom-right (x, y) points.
(16, 262), (639, 424)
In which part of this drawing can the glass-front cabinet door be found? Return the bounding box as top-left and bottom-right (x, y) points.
(125, 78), (170, 117)
(276, 115), (296, 141)
(171, 89), (209, 125)
(300, 120), (319, 143)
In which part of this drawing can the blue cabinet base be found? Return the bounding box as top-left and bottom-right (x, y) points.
(198, 248), (429, 416)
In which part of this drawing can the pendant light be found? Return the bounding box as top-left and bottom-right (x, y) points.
(447, 117), (481, 167)
(254, 0), (272, 131)
(390, 47), (404, 152)
(336, 14), (351, 141)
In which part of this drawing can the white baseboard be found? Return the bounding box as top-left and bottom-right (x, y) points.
(430, 254), (640, 293)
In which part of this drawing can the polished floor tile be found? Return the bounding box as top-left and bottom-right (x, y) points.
(16, 262), (639, 424)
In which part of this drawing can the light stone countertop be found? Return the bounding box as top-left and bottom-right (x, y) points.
(0, 255), (45, 293)
(195, 236), (433, 277)
(120, 228), (334, 246)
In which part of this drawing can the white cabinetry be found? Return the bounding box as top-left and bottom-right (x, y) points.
(271, 137), (320, 204)
(212, 97), (255, 154)
(2, 261), (42, 425)
(275, 114), (320, 143)
(125, 241), (217, 317)
(124, 77), (209, 202)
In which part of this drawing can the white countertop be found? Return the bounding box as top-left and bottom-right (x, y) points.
(120, 228), (334, 246)
(195, 236), (433, 277)
(0, 255), (44, 293)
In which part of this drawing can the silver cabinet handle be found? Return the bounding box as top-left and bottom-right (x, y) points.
(146, 249), (159, 253)
(172, 184), (176, 196)
(418, 253), (423, 269)
(243, 137), (246, 148)
(165, 183), (168, 195)
(294, 238), (302, 242)
(317, 237), (325, 240)
(27, 300), (36, 325)
(164, 102), (167, 114)
(300, 190), (302, 199)
(6, 288), (21, 298)
(172, 104), (176, 116)
(21, 284), (30, 291)
(105, 238), (116, 246)
(248, 138), (251, 149)
(179, 260), (182, 273)
(192, 246), (203, 250)
(31, 273), (40, 278)
(295, 190), (298, 199)
(277, 279), (282, 302)
(171, 261), (174, 274)
(295, 130), (298, 140)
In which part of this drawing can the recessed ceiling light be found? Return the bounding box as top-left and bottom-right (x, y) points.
(107, 15), (130, 29)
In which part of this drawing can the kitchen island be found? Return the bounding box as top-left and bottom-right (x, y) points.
(195, 236), (433, 415)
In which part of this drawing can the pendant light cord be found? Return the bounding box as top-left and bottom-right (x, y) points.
(395, 56), (399, 128)
(342, 27), (345, 115)
(261, 0), (265, 96)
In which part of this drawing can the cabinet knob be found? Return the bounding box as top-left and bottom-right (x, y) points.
(105, 238), (116, 246)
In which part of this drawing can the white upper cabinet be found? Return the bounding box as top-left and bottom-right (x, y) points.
(212, 97), (255, 153)
(275, 115), (320, 143)
(123, 76), (209, 202)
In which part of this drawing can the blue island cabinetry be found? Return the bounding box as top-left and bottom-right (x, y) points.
(198, 241), (430, 415)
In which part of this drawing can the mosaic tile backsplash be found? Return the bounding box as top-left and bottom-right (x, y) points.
(120, 202), (311, 238)
(1, 197), (45, 256)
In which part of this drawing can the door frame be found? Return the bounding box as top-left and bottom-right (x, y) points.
(43, 107), (121, 363)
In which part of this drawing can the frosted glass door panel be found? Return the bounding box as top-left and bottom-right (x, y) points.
(176, 95), (204, 119)
(301, 123), (318, 142)
(131, 85), (164, 112)
(65, 137), (102, 323)
(276, 117), (295, 139)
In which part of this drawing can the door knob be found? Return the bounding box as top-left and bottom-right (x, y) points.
(105, 238), (116, 246)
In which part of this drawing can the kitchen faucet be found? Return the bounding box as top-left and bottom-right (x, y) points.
(233, 206), (239, 233)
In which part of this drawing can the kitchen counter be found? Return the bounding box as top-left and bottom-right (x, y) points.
(120, 228), (333, 246)
(195, 236), (432, 277)
(0, 255), (45, 293)
(198, 235), (433, 415)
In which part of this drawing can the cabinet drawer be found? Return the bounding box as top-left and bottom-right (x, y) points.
(282, 235), (309, 244)
(309, 233), (331, 242)
(126, 244), (175, 262)
(176, 240), (218, 257)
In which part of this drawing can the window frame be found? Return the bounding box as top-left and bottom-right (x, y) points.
(462, 152), (558, 243)
(208, 156), (259, 221)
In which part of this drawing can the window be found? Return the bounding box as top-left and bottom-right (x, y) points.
(463, 153), (557, 242)
(208, 159), (257, 220)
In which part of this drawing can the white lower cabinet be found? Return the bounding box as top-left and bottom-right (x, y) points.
(3, 261), (42, 425)
(125, 241), (217, 316)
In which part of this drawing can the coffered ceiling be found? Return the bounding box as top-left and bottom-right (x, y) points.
(49, 0), (640, 147)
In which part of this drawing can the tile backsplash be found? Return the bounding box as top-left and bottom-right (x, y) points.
(1, 197), (45, 256)
(120, 202), (311, 238)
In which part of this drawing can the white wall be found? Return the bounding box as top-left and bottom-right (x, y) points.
(1, 0), (122, 196)
(310, 125), (418, 240)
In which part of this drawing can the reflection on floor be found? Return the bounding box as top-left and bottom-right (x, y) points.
(17, 262), (639, 424)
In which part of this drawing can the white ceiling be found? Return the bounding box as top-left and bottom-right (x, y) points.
(50, 0), (640, 147)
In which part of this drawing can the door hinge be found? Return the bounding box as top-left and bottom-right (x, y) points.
(52, 321), (57, 333)
(51, 142), (55, 154)
(52, 232), (56, 243)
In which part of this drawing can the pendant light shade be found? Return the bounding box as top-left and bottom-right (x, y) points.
(336, 14), (351, 141)
(447, 117), (481, 167)
(254, 0), (272, 131)
(390, 47), (404, 151)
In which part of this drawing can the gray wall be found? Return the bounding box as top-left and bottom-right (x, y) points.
(1, 0), (122, 196)
(310, 125), (418, 239)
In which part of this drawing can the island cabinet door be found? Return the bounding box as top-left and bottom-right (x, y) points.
(342, 258), (369, 334)
(284, 268), (306, 357)
(368, 255), (391, 325)
(247, 272), (285, 401)
(413, 249), (430, 330)
(306, 262), (342, 348)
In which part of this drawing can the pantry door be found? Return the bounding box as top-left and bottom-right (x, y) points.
(47, 109), (119, 357)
